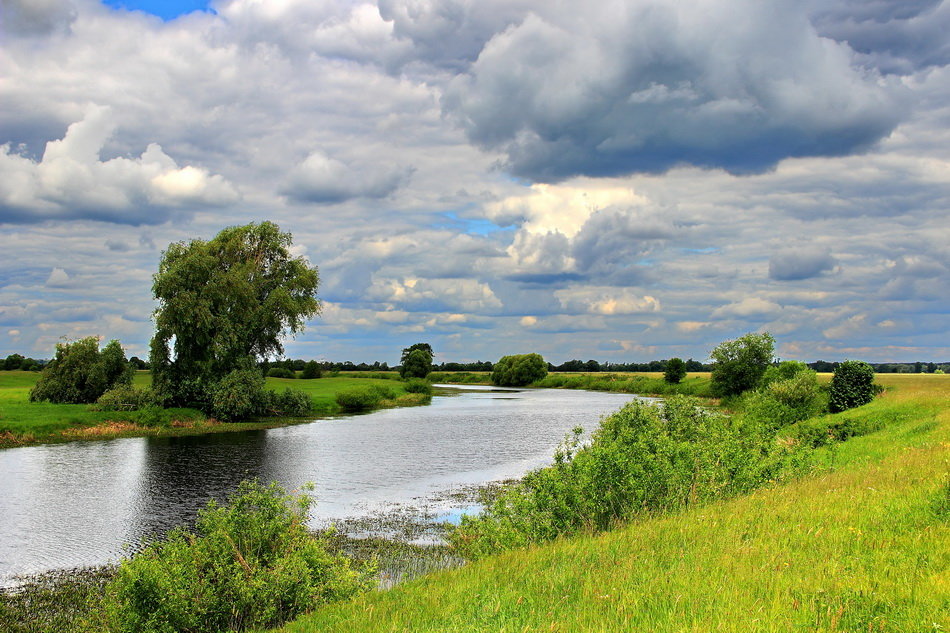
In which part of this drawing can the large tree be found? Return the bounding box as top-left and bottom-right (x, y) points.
(150, 222), (320, 406)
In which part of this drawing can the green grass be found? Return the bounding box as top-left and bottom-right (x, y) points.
(0, 372), (425, 449)
(271, 374), (950, 632)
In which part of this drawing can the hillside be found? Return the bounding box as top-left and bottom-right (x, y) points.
(273, 375), (949, 632)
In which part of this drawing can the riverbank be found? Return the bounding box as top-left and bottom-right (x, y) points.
(272, 373), (949, 632)
(0, 371), (429, 449)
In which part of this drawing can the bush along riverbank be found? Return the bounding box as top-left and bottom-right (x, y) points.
(0, 372), (431, 449)
(270, 373), (949, 632)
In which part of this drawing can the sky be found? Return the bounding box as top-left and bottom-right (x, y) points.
(0, 0), (948, 365)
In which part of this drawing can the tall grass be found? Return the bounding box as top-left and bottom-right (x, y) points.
(273, 374), (950, 632)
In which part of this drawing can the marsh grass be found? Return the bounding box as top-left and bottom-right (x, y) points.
(0, 567), (115, 633)
(273, 374), (950, 633)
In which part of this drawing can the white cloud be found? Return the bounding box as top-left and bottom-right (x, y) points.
(45, 267), (72, 288)
(555, 287), (661, 315)
(711, 297), (782, 319)
(0, 106), (238, 224)
(282, 151), (411, 204)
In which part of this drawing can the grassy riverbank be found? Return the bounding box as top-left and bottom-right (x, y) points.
(0, 371), (427, 449)
(430, 370), (717, 397)
(272, 373), (949, 632)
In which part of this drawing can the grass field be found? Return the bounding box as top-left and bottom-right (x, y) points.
(270, 374), (950, 632)
(0, 371), (423, 449)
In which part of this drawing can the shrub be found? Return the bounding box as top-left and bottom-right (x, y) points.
(267, 367), (296, 379)
(209, 369), (267, 422)
(743, 369), (826, 430)
(710, 332), (775, 397)
(301, 361), (322, 379)
(103, 480), (374, 633)
(450, 396), (806, 558)
(30, 337), (134, 404)
(335, 387), (382, 412)
(760, 360), (809, 387)
(403, 378), (432, 395)
(133, 406), (174, 428)
(491, 353), (548, 387)
(664, 357), (687, 384)
(828, 360), (876, 413)
(94, 385), (157, 411)
(264, 389), (313, 417)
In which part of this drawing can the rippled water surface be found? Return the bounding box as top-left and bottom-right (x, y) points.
(0, 386), (639, 582)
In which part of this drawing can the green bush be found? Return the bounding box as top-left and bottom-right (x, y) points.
(403, 378), (433, 395)
(263, 389), (313, 417)
(30, 337), (134, 404)
(335, 387), (382, 412)
(450, 396), (807, 559)
(103, 481), (374, 633)
(491, 353), (548, 387)
(828, 360), (876, 413)
(709, 332), (775, 397)
(133, 406), (174, 428)
(94, 385), (157, 411)
(267, 367), (296, 379)
(209, 369), (267, 421)
(300, 361), (322, 379)
(742, 369), (826, 430)
(664, 357), (687, 384)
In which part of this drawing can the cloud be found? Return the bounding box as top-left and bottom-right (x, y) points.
(812, 0), (950, 74)
(281, 151), (412, 204)
(440, 1), (901, 181)
(0, 105), (238, 224)
(711, 297), (782, 319)
(555, 287), (661, 315)
(45, 267), (72, 288)
(1, 0), (77, 37)
(769, 246), (838, 281)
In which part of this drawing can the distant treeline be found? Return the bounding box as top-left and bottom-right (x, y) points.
(3, 352), (947, 375)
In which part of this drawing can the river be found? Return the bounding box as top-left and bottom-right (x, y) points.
(0, 385), (641, 584)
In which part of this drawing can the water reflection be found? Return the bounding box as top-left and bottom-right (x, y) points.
(0, 387), (640, 583)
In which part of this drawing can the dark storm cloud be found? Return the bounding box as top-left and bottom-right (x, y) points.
(436, 1), (903, 181)
(769, 247), (838, 281)
(811, 0), (950, 74)
(1, 0), (77, 37)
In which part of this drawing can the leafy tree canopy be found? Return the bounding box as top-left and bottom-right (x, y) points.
(400, 343), (433, 366)
(150, 222), (320, 407)
(828, 360), (876, 413)
(491, 353), (548, 387)
(400, 348), (433, 379)
(709, 332), (776, 397)
(664, 357), (687, 384)
(30, 337), (133, 404)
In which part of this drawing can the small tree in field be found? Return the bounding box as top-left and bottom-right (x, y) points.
(709, 332), (775, 397)
(491, 353), (548, 386)
(400, 348), (432, 379)
(301, 360), (322, 379)
(664, 358), (687, 384)
(30, 337), (134, 404)
(828, 360), (876, 413)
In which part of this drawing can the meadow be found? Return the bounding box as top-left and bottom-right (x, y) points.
(0, 371), (425, 448)
(270, 373), (949, 632)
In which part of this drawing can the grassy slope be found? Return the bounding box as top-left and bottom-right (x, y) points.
(0, 372), (418, 448)
(274, 374), (949, 632)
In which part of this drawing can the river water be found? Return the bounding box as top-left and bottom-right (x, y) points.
(0, 385), (640, 584)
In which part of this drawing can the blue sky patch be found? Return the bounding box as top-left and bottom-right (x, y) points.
(102, 0), (215, 21)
